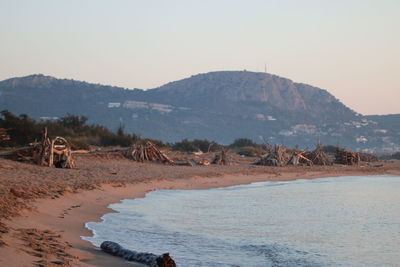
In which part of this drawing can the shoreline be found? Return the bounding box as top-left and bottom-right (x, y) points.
(1, 158), (400, 266)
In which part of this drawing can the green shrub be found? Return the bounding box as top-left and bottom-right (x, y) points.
(229, 138), (257, 148)
(0, 110), (141, 149)
(172, 139), (199, 152)
(68, 137), (91, 150)
(236, 146), (263, 157)
(172, 139), (222, 152)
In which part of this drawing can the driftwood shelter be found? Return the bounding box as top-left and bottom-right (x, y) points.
(212, 149), (230, 165)
(0, 128), (76, 168)
(255, 145), (289, 166)
(303, 144), (332, 166)
(256, 144), (333, 167)
(125, 141), (174, 165)
(335, 148), (360, 165)
(289, 151), (313, 166)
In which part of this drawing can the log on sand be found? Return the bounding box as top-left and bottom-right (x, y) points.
(100, 241), (176, 267)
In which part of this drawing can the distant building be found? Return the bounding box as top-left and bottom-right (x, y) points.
(122, 101), (174, 113)
(149, 103), (173, 113)
(123, 101), (148, 109)
(255, 114), (265, 120)
(108, 102), (121, 108)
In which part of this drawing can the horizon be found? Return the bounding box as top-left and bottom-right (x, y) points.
(1, 0), (399, 115)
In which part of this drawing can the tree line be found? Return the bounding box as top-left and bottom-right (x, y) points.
(0, 111), (264, 152)
(2, 110), (393, 159)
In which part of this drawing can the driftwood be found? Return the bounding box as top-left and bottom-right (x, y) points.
(212, 149), (229, 165)
(255, 145), (289, 166)
(125, 141), (174, 165)
(288, 144), (332, 166)
(303, 144), (332, 166)
(77, 147), (131, 154)
(100, 241), (176, 267)
(335, 148), (360, 165)
(0, 146), (33, 156)
(289, 151), (313, 166)
(0, 128), (75, 168)
(174, 160), (195, 166)
(37, 128), (76, 168)
(359, 152), (378, 162)
(198, 159), (210, 166)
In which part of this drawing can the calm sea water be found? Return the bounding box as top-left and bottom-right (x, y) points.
(83, 175), (400, 266)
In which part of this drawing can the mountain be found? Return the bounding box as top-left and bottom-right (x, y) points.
(0, 71), (399, 152)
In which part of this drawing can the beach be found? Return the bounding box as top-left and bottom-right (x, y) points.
(1, 155), (399, 267)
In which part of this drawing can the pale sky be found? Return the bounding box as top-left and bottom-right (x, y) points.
(0, 0), (399, 115)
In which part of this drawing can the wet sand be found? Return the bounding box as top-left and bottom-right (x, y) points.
(0, 155), (399, 266)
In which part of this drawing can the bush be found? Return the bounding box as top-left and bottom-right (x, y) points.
(144, 138), (167, 148)
(68, 137), (91, 150)
(191, 139), (221, 152)
(172, 139), (199, 152)
(236, 146), (263, 157)
(99, 134), (135, 147)
(172, 139), (222, 153)
(0, 110), (141, 149)
(0, 110), (42, 146)
(229, 138), (257, 148)
(323, 145), (340, 154)
(380, 152), (400, 160)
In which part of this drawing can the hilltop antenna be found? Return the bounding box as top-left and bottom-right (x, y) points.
(262, 63), (268, 101)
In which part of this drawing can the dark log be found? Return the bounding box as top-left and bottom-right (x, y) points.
(72, 147), (130, 154)
(174, 161), (195, 166)
(0, 146), (34, 156)
(100, 241), (176, 267)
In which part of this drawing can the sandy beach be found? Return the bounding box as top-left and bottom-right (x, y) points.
(1, 154), (399, 267)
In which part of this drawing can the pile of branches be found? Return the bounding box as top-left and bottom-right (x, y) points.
(0, 128), (76, 168)
(289, 151), (313, 166)
(255, 145), (290, 166)
(335, 148), (360, 165)
(359, 152), (378, 162)
(212, 149), (230, 165)
(0, 128), (10, 141)
(125, 141), (174, 165)
(303, 144), (332, 166)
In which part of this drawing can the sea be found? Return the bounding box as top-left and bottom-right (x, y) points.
(83, 175), (400, 266)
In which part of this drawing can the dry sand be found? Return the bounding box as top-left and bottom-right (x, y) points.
(0, 154), (399, 267)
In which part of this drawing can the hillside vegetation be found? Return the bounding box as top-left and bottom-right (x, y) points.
(0, 71), (399, 151)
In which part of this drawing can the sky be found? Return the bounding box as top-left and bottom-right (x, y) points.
(0, 0), (399, 115)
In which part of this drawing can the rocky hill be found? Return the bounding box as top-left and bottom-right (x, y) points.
(0, 71), (398, 152)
